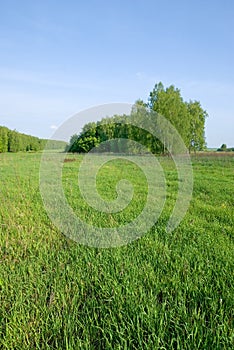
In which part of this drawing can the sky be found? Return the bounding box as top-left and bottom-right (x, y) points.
(0, 0), (233, 147)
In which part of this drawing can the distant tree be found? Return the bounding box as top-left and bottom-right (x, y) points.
(148, 82), (207, 152)
(0, 127), (9, 152)
(66, 82), (208, 154)
(8, 130), (21, 152)
(186, 100), (208, 152)
(65, 134), (79, 152)
(132, 99), (147, 112)
(0, 125), (66, 153)
(217, 144), (227, 152)
(67, 132), (99, 153)
(148, 83), (190, 152)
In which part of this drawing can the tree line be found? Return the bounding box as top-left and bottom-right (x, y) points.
(67, 82), (208, 154)
(217, 144), (234, 152)
(0, 126), (66, 153)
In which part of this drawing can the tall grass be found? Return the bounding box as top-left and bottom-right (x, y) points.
(0, 152), (233, 349)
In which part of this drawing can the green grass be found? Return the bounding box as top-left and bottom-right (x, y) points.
(0, 152), (233, 349)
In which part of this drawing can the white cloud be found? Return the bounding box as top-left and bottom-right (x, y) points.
(50, 125), (58, 130)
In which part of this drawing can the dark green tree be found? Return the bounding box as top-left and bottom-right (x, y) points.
(0, 127), (9, 152)
(217, 144), (227, 152)
(0, 125), (66, 153)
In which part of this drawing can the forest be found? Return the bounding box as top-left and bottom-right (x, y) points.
(67, 83), (208, 154)
(0, 125), (66, 152)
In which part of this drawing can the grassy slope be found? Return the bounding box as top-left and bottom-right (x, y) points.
(0, 152), (233, 349)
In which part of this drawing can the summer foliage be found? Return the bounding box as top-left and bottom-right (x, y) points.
(67, 83), (208, 154)
(217, 143), (234, 152)
(0, 126), (66, 152)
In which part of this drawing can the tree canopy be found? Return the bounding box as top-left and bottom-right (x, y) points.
(148, 83), (208, 152)
(67, 82), (208, 154)
(0, 126), (67, 153)
(217, 144), (234, 152)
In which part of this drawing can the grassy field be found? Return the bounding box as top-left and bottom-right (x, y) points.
(0, 152), (233, 349)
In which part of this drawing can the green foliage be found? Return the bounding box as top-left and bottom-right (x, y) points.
(148, 83), (208, 152)
(67, 82), (208, 154)
(0, 126), (8, 152)
(0, 125), (67, 153)
(217, 143), (232, 152)
(216, 144), (234, 152)
(186, 100), (208, 152)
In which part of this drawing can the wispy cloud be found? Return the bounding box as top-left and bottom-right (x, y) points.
(136, 72), (146, 80)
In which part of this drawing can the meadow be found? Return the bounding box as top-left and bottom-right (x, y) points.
(0, 152), (233, 349)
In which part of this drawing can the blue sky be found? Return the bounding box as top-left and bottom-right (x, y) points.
(0, 0), (233, 147)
